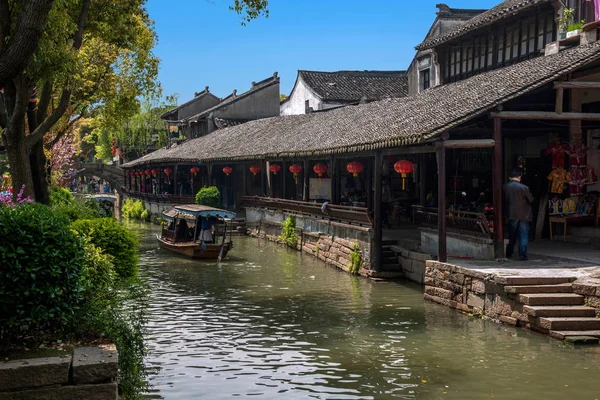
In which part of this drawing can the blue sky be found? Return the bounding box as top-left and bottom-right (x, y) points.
(146, 0), (499, 103)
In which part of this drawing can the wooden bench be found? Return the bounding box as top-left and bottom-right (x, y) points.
(549, 214), (596, 241)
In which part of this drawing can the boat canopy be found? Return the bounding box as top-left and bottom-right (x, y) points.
(162, 204), (236, 222)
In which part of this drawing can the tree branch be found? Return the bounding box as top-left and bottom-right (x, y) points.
(0, 0), (55, 87)
(45, 105), (87, 149)
(25, 0), (92, 150)
(0, 0), (10, 50)
(36, 81), (52, 122)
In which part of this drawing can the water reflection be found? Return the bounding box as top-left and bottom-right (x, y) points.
(131, 223), (600, 399)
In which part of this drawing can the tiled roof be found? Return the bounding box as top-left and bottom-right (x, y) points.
(298, 70), (408, 103)
(186, 73), (279, 123)
(214, 118), (250, 129)
(122, 42), (600, 168)
(416, 0), (553, 51)
(160, 87), (219, 120)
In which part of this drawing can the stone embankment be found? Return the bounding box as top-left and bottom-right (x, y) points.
(0, 346), (118, 400)
(423, 261), (600, 344)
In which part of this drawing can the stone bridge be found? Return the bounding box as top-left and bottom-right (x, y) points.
(70, 161), (125, 219)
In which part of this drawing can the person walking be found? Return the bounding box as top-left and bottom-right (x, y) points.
(503, 168), (534, 260)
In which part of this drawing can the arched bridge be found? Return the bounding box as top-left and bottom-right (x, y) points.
(70, 161), (125, 193)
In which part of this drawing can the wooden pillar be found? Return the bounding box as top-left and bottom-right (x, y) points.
(436, 144), (447, 263)
(329, 155), (337, 203)
(207, 163), (213, 186)
(373, 151), (383, 272)
(419, 153), (427, 206)
(174, 164), (179, 195)
(493, 117), (505, 259)
(260, 160), (266, 196)
(282, 160), (287, 200)
(242, 163), (247, 196)
(303, 159), (309, 202)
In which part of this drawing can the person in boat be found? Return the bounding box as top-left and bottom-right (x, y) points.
(175, 218), (190, 241)
(198, 216), (217, 243)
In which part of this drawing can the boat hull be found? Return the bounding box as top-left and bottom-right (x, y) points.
(157, 235), (232, 260)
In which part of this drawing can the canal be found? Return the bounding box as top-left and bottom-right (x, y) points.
(133, 224), (600, 399)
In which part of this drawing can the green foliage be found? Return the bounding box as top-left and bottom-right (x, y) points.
(50, 187), (101, 222)
(122, 198), (146, 220)
(140, 209), (151, 222)
(71, 218), (139, 279)
(230, 0), (269, 25)
(559, 8), (576, 32)
(568, 20), (585, 32)
(0, 204), (87, 338)
(279, 215), (298, 248)
(348, 243), (362, 275)
(81, 241), (116, 294)
(195, 186), (221, 208)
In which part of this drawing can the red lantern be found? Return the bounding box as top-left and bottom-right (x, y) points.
(289, 163), (303, 184)
(136, 171), (142, 177)
(249, 165), (261, 176)
(394, 160), (414, 190)
(190, 166), (200, 176)
(163, 168), (173, 176)
(313, 163), (328, 178)
(145, 169), (151, 177)
(346, 161), (364, 178)
(222, 166), (233, 176)
(269, 164), (281, 175)
(125, 171), (130, 178)
(151, 169), (159, 177)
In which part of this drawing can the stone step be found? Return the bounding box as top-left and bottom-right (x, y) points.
(538, 317), (600, 331)
(524, 305), (597, 318)
(549, 330), (600, 340)
(518, 293), (584, 306)
(382, 263), (402, 272)
(505, 284), (573, 294)
(498, 276), (577, 286)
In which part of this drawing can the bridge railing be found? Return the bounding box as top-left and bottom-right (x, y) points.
(123, 188), (195, 205)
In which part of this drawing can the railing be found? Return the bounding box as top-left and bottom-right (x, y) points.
(413, 206), (493, 238)
(123, 188), (195, 205)
(241, 196), (372, 227)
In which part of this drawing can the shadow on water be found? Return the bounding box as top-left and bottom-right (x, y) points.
(129, 223), (600, 400)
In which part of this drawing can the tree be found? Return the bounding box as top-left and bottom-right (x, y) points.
(0, 0), (159, 202)
(230, 0), (269, 25)
(0, 0), (56, 87)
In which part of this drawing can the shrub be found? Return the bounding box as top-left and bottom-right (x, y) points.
(195, 186), (221, 208)
(50, 186), (74, 206)
(348, 243), (362, 275)
(71, 218), (139, 279)
(81, 241), (116, 294)
(122, 198), (145, 219)
(279, 215), (298, 248)
(140, 209), (151, 222)
(50, 186), (101, 222)
(0, 204), (87, 338)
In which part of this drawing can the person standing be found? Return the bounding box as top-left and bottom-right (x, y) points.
(503, 168), (534, 260)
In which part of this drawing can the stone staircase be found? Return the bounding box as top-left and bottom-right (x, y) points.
(382, 240), (402, 272)
(504, 277), (600, 344)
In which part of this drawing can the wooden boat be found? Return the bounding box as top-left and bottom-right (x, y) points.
(157, 204), (235, 260)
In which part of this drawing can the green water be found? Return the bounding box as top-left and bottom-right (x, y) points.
(133, 223), (600, 399)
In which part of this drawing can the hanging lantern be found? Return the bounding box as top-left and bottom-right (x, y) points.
(163, 168), (173, 176)
(394, 160), (414, 190)
(125, 171), (130, 178)
(136, 171), (142, 177)
(346, 161), (364, 178)
(145, 169), (151, 177)
(313, 163), (328, 178)
(151, 169), (159, 177)
(190, 166), (200, 176)
(222, 166), (233, 176)
(289, 163), (303, 184)
(269, 164), (281, 175)
(249, 165), (261, 176)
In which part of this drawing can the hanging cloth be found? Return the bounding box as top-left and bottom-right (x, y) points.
(587, 0), (600, 21)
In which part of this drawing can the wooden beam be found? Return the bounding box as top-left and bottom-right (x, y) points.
(303, 159), (309, 202)
(266, 160), (273, 197)
(382, 145), (436, 156)
(440, 139), (495, 149)
(554, 81), (600, 90)
(329, 155), (337, 203)
(493, 117), (505, 259)
(373, 151), (383, 272)
(490, 111), (600, 120)
(436, 144), (447, 263)
(555, 86), (563, 114)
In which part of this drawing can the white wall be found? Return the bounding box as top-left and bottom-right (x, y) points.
(280, 77), (323, 115)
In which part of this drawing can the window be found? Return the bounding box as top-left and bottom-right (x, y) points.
(420, 69), (430, 91)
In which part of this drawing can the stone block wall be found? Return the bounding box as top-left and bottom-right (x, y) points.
(0, 346), (118, 400)
(572, 283), (600, 316)
(396, 246), (433, 284)
(423, 261), (529, 326)
(245, 207), (374, 275)
(420, 228), (495, 260)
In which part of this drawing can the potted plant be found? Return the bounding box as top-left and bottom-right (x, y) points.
(566, 19), (585, 38)
(559, 8), (575, 39)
